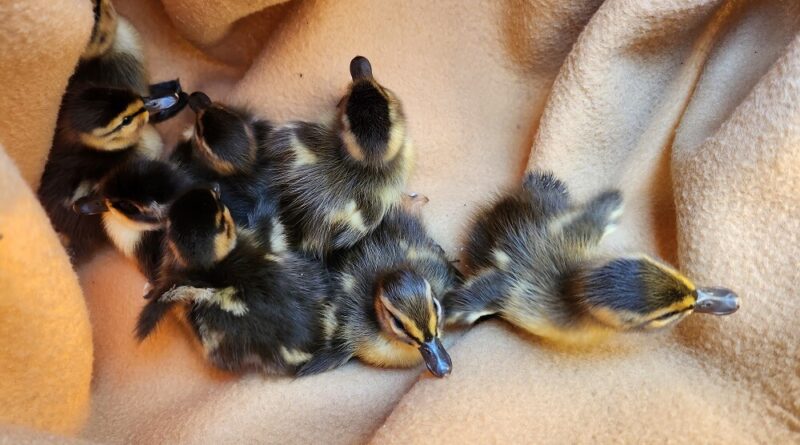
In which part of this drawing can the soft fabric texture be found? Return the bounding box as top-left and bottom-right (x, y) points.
(0, 141), (93, 435)
(0, 0), (798, 443)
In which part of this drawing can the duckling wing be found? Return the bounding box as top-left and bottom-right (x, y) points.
(295, 342), (354, 377)
(443, 270), (509, 326)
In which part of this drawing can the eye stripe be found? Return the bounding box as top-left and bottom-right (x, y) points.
(102, 107), (146, 136)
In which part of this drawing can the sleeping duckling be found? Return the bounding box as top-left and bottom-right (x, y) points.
(298, 208), (458, 378)
(136, 188), (330, 375)
(73, 159), (193, 282)
(75, 0), (187, 121)
(444, 171), (740, 345)
(171, 92), (279, 238)
(38, 85), (165, 262)
(268, 56), (412, 258)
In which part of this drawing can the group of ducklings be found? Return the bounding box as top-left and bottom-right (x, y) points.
(37, 1), (739, 379)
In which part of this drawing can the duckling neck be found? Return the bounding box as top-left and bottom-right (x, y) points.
(356, 333), (421, 368)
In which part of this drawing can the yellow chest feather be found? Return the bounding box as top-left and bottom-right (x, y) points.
(356, 334), (422, 368)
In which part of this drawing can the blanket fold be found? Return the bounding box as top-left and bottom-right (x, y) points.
(0, 0), (797, 443)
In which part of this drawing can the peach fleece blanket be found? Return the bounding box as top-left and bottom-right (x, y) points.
(0, 0), (797, 443)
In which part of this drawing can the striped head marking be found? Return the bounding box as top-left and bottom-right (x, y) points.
(374, 269), (451, 377)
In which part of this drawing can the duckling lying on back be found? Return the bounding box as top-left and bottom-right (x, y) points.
(171, 92), (279, 240)
(267, 56), (413, 258)
(299, 207), (458, 378)
(445, 171), (739, 345)
(73, 159), (193, 282)
(136, 188), (330, 375)
(39, 86), (165, 262)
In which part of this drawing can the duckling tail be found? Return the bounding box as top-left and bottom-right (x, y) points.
(135, 296), (175, 342)
(443, 270), (507, 326)
(522, 170), (571, 215)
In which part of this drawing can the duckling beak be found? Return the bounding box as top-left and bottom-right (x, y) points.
(144, 79), (188, 123)
(694, 287), (740, 315)
(72, 196), (108, 215)
(419, 338), (452, 378)
(350, 56), (373, 80)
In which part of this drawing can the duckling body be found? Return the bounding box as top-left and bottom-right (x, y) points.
(39, 86), (163, 262)
(267, 56), (412, 258)
(445, 171), (739, 344)
(299, 208), (457, 377)
(137, 188), (330, 375)
(171, 92), (280, 241)
(74, 0), (148, 95)
(73, 159), (193, 281)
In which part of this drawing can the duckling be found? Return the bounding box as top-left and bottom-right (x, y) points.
(136, 188), (331, 375)
(38, 85), (166, 262)
(75, 0), (187, 121)
(170, 92), (279, 239)
(267, 56), (413, 258)
(298, 208), (458, 378)
(72, 159), (193, 282)
(444, 171), (740, 345)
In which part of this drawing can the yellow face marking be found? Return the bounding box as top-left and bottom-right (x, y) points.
(340, 114), (366, 162)
(136, 125), (164, 159)
(425, 282), (437, 335)
(356, 333), (422, 368)
(379, 294), (424, 342)
(193, 130), (237, 176)
(643, 255), (697, 292)
(213, 208), (237, 261)
(80, 102), (149, 151)
(382, 100), (406, 162)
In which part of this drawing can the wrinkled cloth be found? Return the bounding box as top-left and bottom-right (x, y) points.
(0, 0), (797, 443)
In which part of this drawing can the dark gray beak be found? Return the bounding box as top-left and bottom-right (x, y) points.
(694, 287), (740, 315)
(72, 196), (108, 215)
(418, 338), (452, 378)
(350, 56), (373, 80)
(143, 95), (179, 113)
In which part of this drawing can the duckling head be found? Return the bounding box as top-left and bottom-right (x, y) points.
(62, 86), (151, 151)
(166, 187), (237, 269)
(575, 256), (740, 331)
(374, 269), (452, 377)
(186, 92), (257, 176)
(337, 56), (407, 167)
(73, 160), (191, 231)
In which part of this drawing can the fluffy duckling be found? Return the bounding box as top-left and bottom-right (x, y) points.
(39, 85), (165, 262)
(136, 188), (330, 375)
(73, 159), (193, 282)
(171, 92), (279, 237)
(267, 56), (413, 258)
(444, 171), (740, 345)
(75, 0), (186, 121)
(299, 208), (458, 378)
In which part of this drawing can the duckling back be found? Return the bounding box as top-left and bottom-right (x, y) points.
(446, 170), (737, 344)
(300, 208), (457, 375)
(73, 0), (147, 94)
(173, 92), (280, 239)
(138, 188), (331, 375)
(267, 56), (413, 258)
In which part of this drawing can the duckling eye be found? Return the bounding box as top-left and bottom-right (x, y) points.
(112, 200), (140, 216)
(121, 115), (134, 127)
(654, 310), (680, 321)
